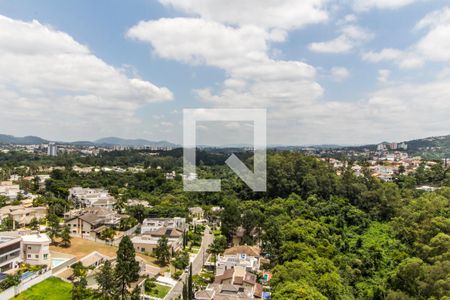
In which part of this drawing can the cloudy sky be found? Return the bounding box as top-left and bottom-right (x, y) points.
(0, 0), (449, 145)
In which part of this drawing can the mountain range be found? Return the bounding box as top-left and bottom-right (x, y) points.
(0, 134), (178, 148)
(0, 133), (449, 154)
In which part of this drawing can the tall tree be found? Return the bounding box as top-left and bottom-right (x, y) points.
(95, 260), (115, 299)
(115, 236), (140, 299)
(221, 199), (241, 241)
(72, 263), (88, 300)
(60, 225), (71, 248)
(155, 236), (171, 266)
(207, 235), (227, 270)
(47, 213), (60, 245)
(188, 264), (193, 300)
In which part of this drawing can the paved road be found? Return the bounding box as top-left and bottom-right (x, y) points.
(165, 227), (214, 300)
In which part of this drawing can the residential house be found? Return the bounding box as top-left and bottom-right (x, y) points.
(68, 187), (117, 209)
(0, 233), (52, 272)
(216, 246), (261, 276)
(0, 235), (22, 272)
(141, 217), (186, 234)
(0, 205), (47, 227)
(22, 234), (51, 266)
(195, 266), (262, 299)
(64, 208), (122, 238)
(189, 206), (204, 219)
(132, 226), (183, 254)
(0, 181), (21, 199)
(232, 227), (259, 246)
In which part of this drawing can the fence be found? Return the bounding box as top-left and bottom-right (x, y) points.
(0, 270), (52, 299)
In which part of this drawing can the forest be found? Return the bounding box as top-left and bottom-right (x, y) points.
(1, 149), (449, 299)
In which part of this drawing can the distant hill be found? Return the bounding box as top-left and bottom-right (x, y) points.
(403, 135), (450, 151)
(94, 137), (178, 148)
(0, 134), (48, 145)
(0, 134), (178, 148)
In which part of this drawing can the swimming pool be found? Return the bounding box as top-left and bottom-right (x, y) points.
(51, 258), (67, 268)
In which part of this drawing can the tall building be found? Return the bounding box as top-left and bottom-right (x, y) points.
(47, 142), (58, 156)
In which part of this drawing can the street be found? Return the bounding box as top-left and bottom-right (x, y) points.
(164, 227), (214, 300)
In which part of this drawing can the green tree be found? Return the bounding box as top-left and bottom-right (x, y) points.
(95, 260), (116, 299)
(60, 225), (71, 248)
(47, 213), (60, 244)
(29, 217), (40, 231)
(207, 235), (226, 269)
(220, 199), (241, 241)
(115, 236), (140, 299)
(72, 263), (88, 300)
(155, 236), (171, 266)
(173, 250), (190, 270)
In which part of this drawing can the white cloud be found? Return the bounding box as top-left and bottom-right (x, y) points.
(127, 5), (450, 145)
(415, 7), (450, 61)
(363, 7), (450, 68)
(158, 0), (329, 30)
(309, 23), (372, 54)
(377, 69), (391, 82)
(0, 15), (173, 140)
(127, 17), (321, 109)
(352, 0), (417, 12)
(330, 67), (350, 81)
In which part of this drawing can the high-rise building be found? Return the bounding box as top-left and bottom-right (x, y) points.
(47, 142), (58, 156)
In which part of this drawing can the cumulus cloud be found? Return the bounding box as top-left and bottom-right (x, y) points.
(127, 4), (450, 145)
(158, 0), (329, 30)
(127, 17), (321, 110)
(352, 0), (418, 12)
(330, 67), (350, 82)
(363, 7), (450, 68)
(309, 22), (373, 54)
(0, 15), (173, 140)
(377, 69), (391, 82)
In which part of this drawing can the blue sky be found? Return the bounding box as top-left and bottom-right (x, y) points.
(0, 0), (449, 145)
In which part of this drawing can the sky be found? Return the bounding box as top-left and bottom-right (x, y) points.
(0, 0), (449, 146)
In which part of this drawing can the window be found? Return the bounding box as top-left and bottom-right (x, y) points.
(27, 254), (31, 258)
(43, 254), (48, 259)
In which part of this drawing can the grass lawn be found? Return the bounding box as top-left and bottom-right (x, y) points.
(146, 283), (171, 299)
(14, 277), (72, 300)
(50, 237), (158, 266)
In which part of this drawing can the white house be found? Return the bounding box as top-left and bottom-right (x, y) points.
(22, 234), (51, 266)
(141, 217), (186, 234)
(216, 246), (261, 276)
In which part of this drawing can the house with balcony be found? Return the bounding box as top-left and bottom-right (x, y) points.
(21, 234), (51, 266)
(0, 235), (22, 272)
